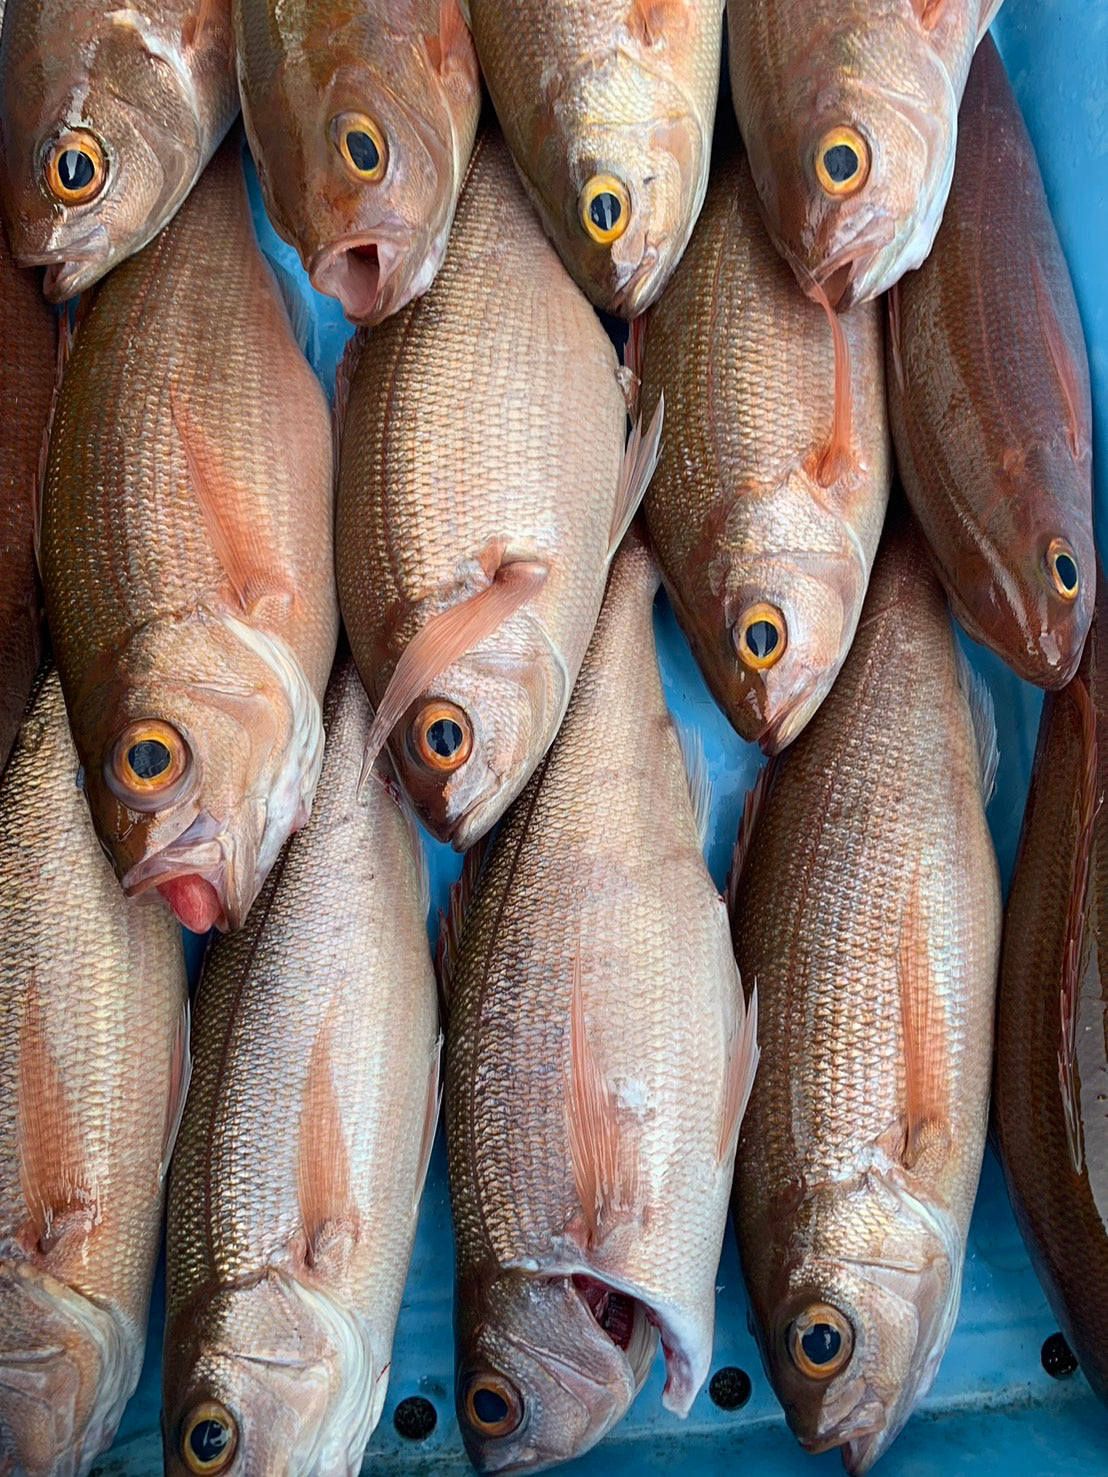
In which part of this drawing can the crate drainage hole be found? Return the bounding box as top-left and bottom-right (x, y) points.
(393, 1395), (438, 1440)
(1041, 1332), (1079, 1380)
(709, 1366), (752, 1411)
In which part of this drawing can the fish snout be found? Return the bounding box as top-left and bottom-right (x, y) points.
(9, 224), (112, 303)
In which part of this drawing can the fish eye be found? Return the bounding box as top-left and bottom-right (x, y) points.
(1045, 537), (1080, 600)
(409, 701), (473, 774)
(734, 604), (787, 671)
(463, 1374), (523, 1437)
(331, 111), (387, 181)
(105, 720), (192, 811)
(814, 126), (870, 197)
(579, 175), (631, 245)
(788, 1303), (854, 1379)
(180, 1400), (238, 1473)
(44, 131), (107, 205)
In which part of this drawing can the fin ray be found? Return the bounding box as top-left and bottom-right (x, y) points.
(897, 872), (952, 1172)
(808, 281), (854, 487)
(159, 998), (193, 1184)
(608, 396), (664, 561)
(1031, 256), (1089, 463)
(1058, 676), (1098, 1173)
(954, 641), (999, 804)
(297, 1018), (359, 1270)
(716, 981), (760, 1164)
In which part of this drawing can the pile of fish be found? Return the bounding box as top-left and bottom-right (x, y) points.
(0, 0), (1102, 1472)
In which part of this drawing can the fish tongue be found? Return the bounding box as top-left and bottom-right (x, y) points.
(157, 875), (223, 933)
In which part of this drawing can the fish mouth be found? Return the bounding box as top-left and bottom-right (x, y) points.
(119, 812), (237, 933)
(607, 244), (664, 318)
(309, 234), (407, 325)
(805, 222), (897, 310)
(15, 228), (112, 302)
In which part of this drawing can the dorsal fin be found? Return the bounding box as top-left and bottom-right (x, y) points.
(608, 395), (664, 562)
(807, 280), (855, 488)
(159, 997), (193, 1185)
(1031, 256), (1090, 463)
(1058, 676), (1098, 1173)
(954, 641), (999, 804)
(897, 870), (952, 1172)
(675, 720), (712, 851)
(296, 1017), (360, 1272)
(716, 980), (759, 1165)
(435, 834), (490, 1017)
(726, 759), (777, 929)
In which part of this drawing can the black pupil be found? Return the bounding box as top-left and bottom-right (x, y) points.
(59, 148), (95, 191)
(802, 1323), (842, 1366)
(745, 620), (779, 660)
(346, 130), (380, 173)
(1054, 551), (1078, 592)
(823, 143), (859, 183)
(187, 1418), (229, 1465)
(589, 190), (621, 233)
(426, 717), (464, 758)
(472, 1386), (510, 1427)
(127, 738), (171, 780)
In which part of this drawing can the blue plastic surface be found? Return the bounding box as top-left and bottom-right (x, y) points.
(97, 1), (1108, 1469)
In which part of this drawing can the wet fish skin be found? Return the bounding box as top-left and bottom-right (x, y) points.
(461, 0), (722, 318)
(447, 536), (755, 1474)
(730, 514), (1000, 1474)
(886, 34), (1093, 689)
(0, 0), (238, 301)
(0, 666), (187, 1477)
(39, 134), (339, 936)
(727, 0), (999, 308)
(640, 134), (890, 754)
(236, 0), (480, 326)
(162, 656), (440, 1477)
(994, 579), (1108, 1406)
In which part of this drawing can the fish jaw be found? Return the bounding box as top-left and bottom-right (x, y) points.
(9, 225), (113, 303)
(308, 232), (413, 326)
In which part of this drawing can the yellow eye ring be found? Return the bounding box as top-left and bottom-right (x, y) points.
(788, 1303), (854, 1380)
(331, 111), (387, 182)
(579, 174), (631, 245)
(106, 720), (192, 810)
(814, 127), (870, 198)
(409, 701), (473, 774)
(1045, 537), (1080, 600)
(180, 1400), (238, 1473)
(734, 604), (788, 671)
(44, 131), (107, 205)
(463, 1374), (523, 1437)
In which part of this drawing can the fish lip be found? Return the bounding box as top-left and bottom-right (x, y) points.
(607, 244), (665, 317)
(804, 222), (896, 309)
(308, 231), (409, 325)
(118, 813), (235, 930)
(13, 228), (112, 301)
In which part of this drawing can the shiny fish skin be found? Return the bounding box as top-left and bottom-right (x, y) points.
(886, 34), (1093, 689)
(235, 0), (480, 325)
(995, 582), (1108, 1406)
(727, 0), (999, 308)
(336, 128), (636, 852)
(730, 516), (999, 1474)
(0, 666), (187, 1477)
(639, 135), (890, 754)
(39, 135), (339, 936)
(162, 657), (439, 1477)
(447, 536), (754, 1475)
(0, 0), (238, 301)
(461, 0), (722, 317)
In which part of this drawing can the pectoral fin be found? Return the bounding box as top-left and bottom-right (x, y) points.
(608, 396), (664, 560)
(897, 873), (952, 1173)
(296, 1019), (360, 1272)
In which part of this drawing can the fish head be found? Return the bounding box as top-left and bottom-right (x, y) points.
(454, 1271), (658, 1474)
(163, 1273), (384, 1476)
(0, 17), (220, 300)
(71, 613), (324, 934)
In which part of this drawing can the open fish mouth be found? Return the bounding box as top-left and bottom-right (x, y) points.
(309, 233), (408, 325)
(120, 814), (236, 933)
(803, 221), (897, 310)
(14, 228), (113, 302)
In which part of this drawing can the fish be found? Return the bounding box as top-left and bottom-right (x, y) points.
(727, 0), (1002, 308)
(459, 0), (723, 317)
(235, 0), (480, 326)
(336, 127), (661, 852)
(994, 574), (1108, 1407)
(0, 231), (54, 772)
(38, 134), (339, 936)
(729, 511), (1000, 1474)
(0, 0), (238, 302)
(886, 33), (1093, 689)
(446, 533), (757, 1474)
(0, 664), (188, 1477)
(638, 132), (890, 754)
(162, 654), (440, 1477)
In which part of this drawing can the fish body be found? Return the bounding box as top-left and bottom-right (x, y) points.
(727, 0), (999, 307)
(0, 0), (237, 300)
(886, 34), (1093, 689)
(639, 135), (890, 753)
(730, 515), (1000, 1473)
(0, 666), (187, 1476)
(0, 232), (53, 771)
(235, 0), (480, 325)
(336, 128), (655, 851)
(447, 535), (756, 1474)
(461, 0), (722, 317)
(39, 135), (339, 936)
(162, 656), (440, 1477)
(994, 581), (1108, 1405)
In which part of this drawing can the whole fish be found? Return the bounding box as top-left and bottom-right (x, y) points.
(0, 0), (238, 301)
(235, 0), (480, 326)
(0, 232), (54, 772)
(887, 34), (1093, 689)
(446, 535), (757, 1474)
(727, 0), (1001, 308)
(994, 579), (1108, 1406)
(730, 513), (1000, 1473)
(639, 134), (890, 753)
(0, 665), (188, 1477)
(459, 0), (723, 317)
(162, 656), (440, 1477)
(336, 128), (660, 852)
(39, 134), (339, 936)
